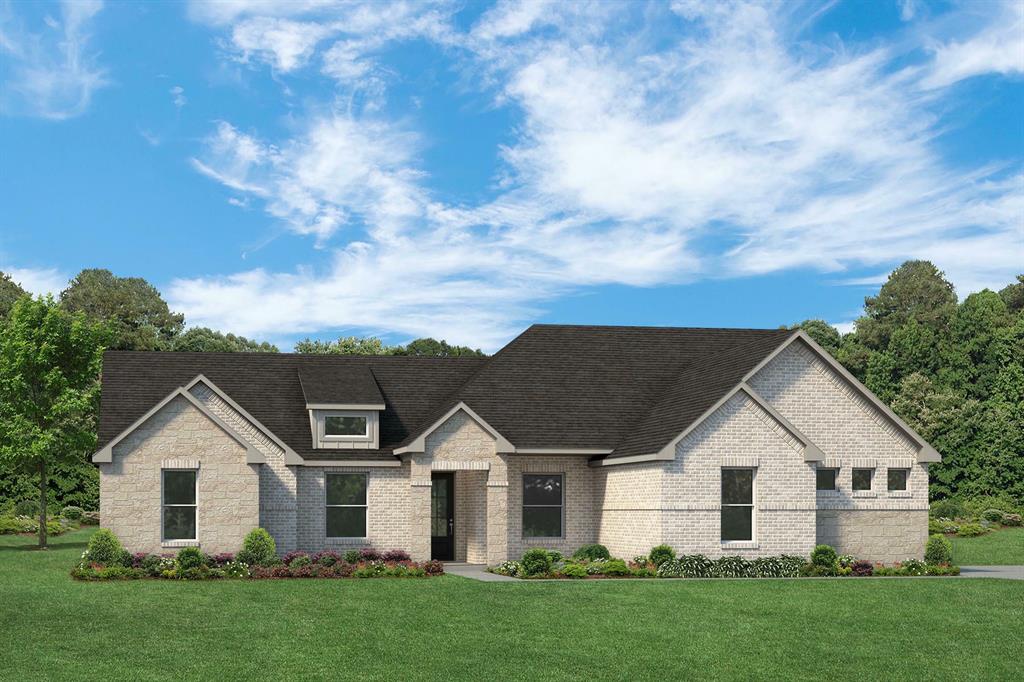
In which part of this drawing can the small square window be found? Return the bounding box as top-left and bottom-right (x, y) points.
(852, 468), (873, 491)
(887, 468), (909, 491)
(816, 469), (837, 491)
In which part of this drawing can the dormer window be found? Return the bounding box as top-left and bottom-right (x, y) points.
(314, 410), (377, 447)
(324, 414), (369, 439)
(299, 365), (385, 450)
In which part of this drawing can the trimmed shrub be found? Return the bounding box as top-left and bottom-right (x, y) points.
(929, 498), (964, 520)
(140, 554), (165, 577)
(648, 544), (676, 567)
(955, 523), (988, 537)
(851, 559), (874, 576)
(561, 563), (587, 579)
(343, 549), (361, 564)
(290, 555), (312, 568)
(521, 548), (554, 576)
(899, 559), (927, 576)
(658, 554), (713, 578)
(85, 529), (125, 566)
(61, 505), (84, 521)
(237, 528), (277, 566)
(359, 548), (383, 562)
(600, 559), (630, 576)
(924, 534), (953, 566)
(281, 551), (309, 566)
(713, 555), (752, 578)
(382, 549), (411, 562)
(778, 555), (806, 578)
(313, 551), (342, 567)
(572, 544), (611, 561)
(211, 553), (235, 567)
(546, 550), (563, 563)
(810, 544), (838, 569)
(176, 547), (205, 571)
(14, 499), (38, 517)
(751, 556), (784, 578)
(929, 518), (958, 535)
(981, 509), (1004, 523)
(1002, 513), (1022, 527)
(423, 560), (444, 576)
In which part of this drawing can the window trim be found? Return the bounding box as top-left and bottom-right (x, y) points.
(161, 468), (198, 543)
(852, 467), (874, 492)
(721, 467), (756, 545)
(887, 467), (910, 492)
(522, 473), (565, 539)
(321, 412), (371, 440)
(325, 472), (368, 539)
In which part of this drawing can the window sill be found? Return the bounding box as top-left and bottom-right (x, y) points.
(721, 541), (758, 550)
(326, 537), (368, 544)
(888, 490), (912, 498)
(852, 491), (876, 498)
(162, 540), (199, 548)
(816, 490), (840, 497)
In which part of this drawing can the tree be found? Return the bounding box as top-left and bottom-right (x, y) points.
(172, 327), (278, 353)
(394, 338), (486, 358)
(788, 320), (841, 356)
(998, 274), (1024, 313)
(0, 271), (28, 320)
(60, 269), (184, 350)
(294, 336), (391, 355)
(941, 290), (1012, 400)
(856, 260), (957, 350)
(0, 297), (108, 549)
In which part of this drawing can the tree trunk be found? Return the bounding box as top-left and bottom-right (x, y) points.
(38, 460), (48, 550)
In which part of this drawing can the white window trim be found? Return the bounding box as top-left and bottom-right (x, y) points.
(721, 467), (756, 545)
(325, 473), (368, 540)
(522, 473), (565, 540)
(161, 468), (198, 544)
(321, 412), (371, 440)
(815, 467), (840, 496)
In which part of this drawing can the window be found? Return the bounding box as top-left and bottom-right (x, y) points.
(324, 415), (368, 438)
(852, 468), (873, 491)
(162, 470), (196, 541)
(816, 468), (838, 491)
(326, 473), (367, 538)
(721, 468), (754, 542)
(887, 468), (909, 491)
(523, 474), (563, 537)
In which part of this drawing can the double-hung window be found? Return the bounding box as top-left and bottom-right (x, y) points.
(326, 473), (367, 538)
(162, 470), (197, 541)
(721, 468), (754, 543)
(523, 474), (563, 538)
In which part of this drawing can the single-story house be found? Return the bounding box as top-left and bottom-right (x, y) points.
(93, 324), (939, 564)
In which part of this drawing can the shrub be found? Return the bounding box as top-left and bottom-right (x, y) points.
(359, 548), (383, 562)
(899, 559), (927, 576)
(658, 554), (713, 578)
(752, 556), (784, 578)
(648, 544), (676, 567)
(601, 559), (630, 576)
(85, 529), (125, 566)
(572, 544), (611, 561)
(179, 565), (211, 580)
(546, 550), (563, 563)
(837, 554), (855, 569)
(924, 534), (953, 566)
(926, 564), (960, 576)
(521, 548), (554, 576)
(61, 505), (84, 521)
(874, 565), (897, 577)
(561, 563), (587, 579)
(981, 509), (1005, 523)
(291, 555), (313, 568)
(282, 551), (309, 566)
(851, 560), (874, 576)
(333, 562), (356, 578)
(962, 495), (1020, 518)
(1002, 513), (1022, 527)
(810, 544), (838, 569)
(493, 560), (523, 577)
(423, 560), (444, 576)
(955, 523), (988, 537)
(343, 549), (362, 563)
(713, 556), (752, 578)
(81, 511), (100, 526)
(929, 498), (964, 520)
(176, 547), (205, 571)
(14, 499), (38, 517)
(778, 555), (806, 578)
(140, 554), (165, 577)
(382, 549), (411, 562)
(632, 555), (650, 567)
(929, 518), (958, 535)
(313, 551), (342, 567)
(237, 528), (277, 566)
(0, 515), (36, 534)
(211, 553), (235, 567)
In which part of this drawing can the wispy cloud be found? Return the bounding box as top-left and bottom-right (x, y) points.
(0, 0), (108, 119)
(169, 84), (186, 108)
(1, 265), (67, 296)
(178, 0), (1023, 347)
(920, 0), (1024, 89)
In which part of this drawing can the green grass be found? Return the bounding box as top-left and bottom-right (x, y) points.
(2, 529), (1021, 681)
(951, 528), (1024, 565)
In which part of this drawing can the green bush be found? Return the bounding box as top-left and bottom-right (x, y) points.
(343, 549), (361, 564)
(546, 550), (563, 563)
(778, 555), (806, 578)
(899, 559), (927, 576)
(810, 544), (838, 569)
(61, 505), (84, 521)
(924, 534), (953, 565)
(14, 499), (38, 517)
(962, 495), (1020, 518)
(1002, 513), (1022, 527)
(600, 559), (630, 576)
(85, 529), (125, 566)
(237, 528), (277, 566)
(521, 548), (553, 576)
(925, 564), (960, 576)
(955, 523), (988, 537)
(290, 555), (312, 568)
(561, 563), (587, 579)
(752, 556), (784, 578)
(929, 498), (964, 519)
(713, 555), (752, 578)
(0, 515), (36, 534)
(981, 509), (1004, 523)
(658, 554), (713, 578)
(176, 547), (205, 571)
(648, 544), (676, 567)
(81, 511), (100, 526)
(572, 544), (611, 561)
(929, 518), (957, 535)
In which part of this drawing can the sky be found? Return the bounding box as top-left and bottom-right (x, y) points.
(0, 0), (1021, 351)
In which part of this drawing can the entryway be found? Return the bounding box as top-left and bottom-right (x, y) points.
(431, 472), (455, 561)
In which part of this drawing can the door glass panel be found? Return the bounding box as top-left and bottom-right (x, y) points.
(431, 478), (450, 537)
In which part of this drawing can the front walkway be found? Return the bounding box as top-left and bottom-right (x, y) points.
(443, 563), (518, 582)
(959, 565), (1024, 580)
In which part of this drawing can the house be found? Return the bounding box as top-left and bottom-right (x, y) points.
(93, 324), (939, 564)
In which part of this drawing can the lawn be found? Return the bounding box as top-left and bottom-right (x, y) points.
(951, 528), (1024, 565)
(2, 529), (1021, 681)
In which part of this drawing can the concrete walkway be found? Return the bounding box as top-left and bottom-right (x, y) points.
(959, 565), (1024, 580)
(443, 563), (519, 582)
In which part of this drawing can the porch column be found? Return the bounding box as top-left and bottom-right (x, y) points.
(486, 470), (509, 565)
(409, 457), (432, 561)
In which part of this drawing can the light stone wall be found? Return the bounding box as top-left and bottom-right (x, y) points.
(455, 470), (488, 563)
(99, 395), (259, 554)
(817, 510), (928, 564)
(596, 463), (664, 559)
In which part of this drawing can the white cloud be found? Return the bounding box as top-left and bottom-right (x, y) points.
(2, 265), (67, 297)
(0, 0), (108, 119)
(921, 0), (1024, 88)
(170, 85), (186, 108)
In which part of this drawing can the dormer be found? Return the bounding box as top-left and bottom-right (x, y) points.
(298, 365), (385, 450)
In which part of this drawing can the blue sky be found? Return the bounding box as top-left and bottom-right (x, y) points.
(1, 0), (1021, 351)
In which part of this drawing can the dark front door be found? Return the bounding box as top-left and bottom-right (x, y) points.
(431, 473), (455, 561)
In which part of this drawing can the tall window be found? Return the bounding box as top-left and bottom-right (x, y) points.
(816, 468), (838, 491)
(887, 469), (909, 491)
(523, 474), (563, 537)
(852, 468), (873, 491)
(721, 468), (754, 542)
(162, 470), (197, 541)
(326, 473), (367, 538)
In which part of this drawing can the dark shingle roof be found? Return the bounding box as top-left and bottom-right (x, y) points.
(97, 325), (795, 463)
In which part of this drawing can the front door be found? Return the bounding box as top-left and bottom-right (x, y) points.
(431, 473), (455, 561)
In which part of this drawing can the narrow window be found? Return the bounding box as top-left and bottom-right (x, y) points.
(721, 468), (754, 542)
(852, 468), (873, 491)
(326, 473), (367, 538)
(324, 415), (368, 437)
(816, 468), (838, 491)
(162, 470), (196, 541)
(523, 474), (563, 538)
(887, 468), (909, 491)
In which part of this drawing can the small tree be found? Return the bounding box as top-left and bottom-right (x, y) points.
(0, 296), (108, 549)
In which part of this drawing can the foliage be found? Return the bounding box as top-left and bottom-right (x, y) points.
(851, 560), (874, 577)
(929, 518), (958, 535)
(312, 551), (342, 566)
(176, 547), (205, 570)
(1002, 513), (1021, 527)
(290, 555), (312, 568)
(520, 548), (553, 576)
(981, 509), (1004, 523)
(560, 563), (587, 578)
(810, 544), (837, 569)
(282, 551), (309, 566)
(925, 535), (953, 565)
(61, 505), (84, 520)
(343, 549), (362, 564)
(751, 556), (785, 578)
(955, 523), (988, 538)
(657, 554), (714, 578)
(14, 499), (37, 517)
(712, 556), (752, 578)
(492, 560), (522, 577)
(600, 559), (630, 576)
(648, 544), (676, 567)
(237, 528), (277, 566)
(85, 529), (125, 566)
(898, 559), (928, 576)
(382, 549), (411, 562)
(788, 319), (841, 355)
(0, 271), (29, 320)
(930, 498), (965, 520)
(572, 543), (611, 561)
(293, 335), (485, 357)
(171, 327), (278, 353)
